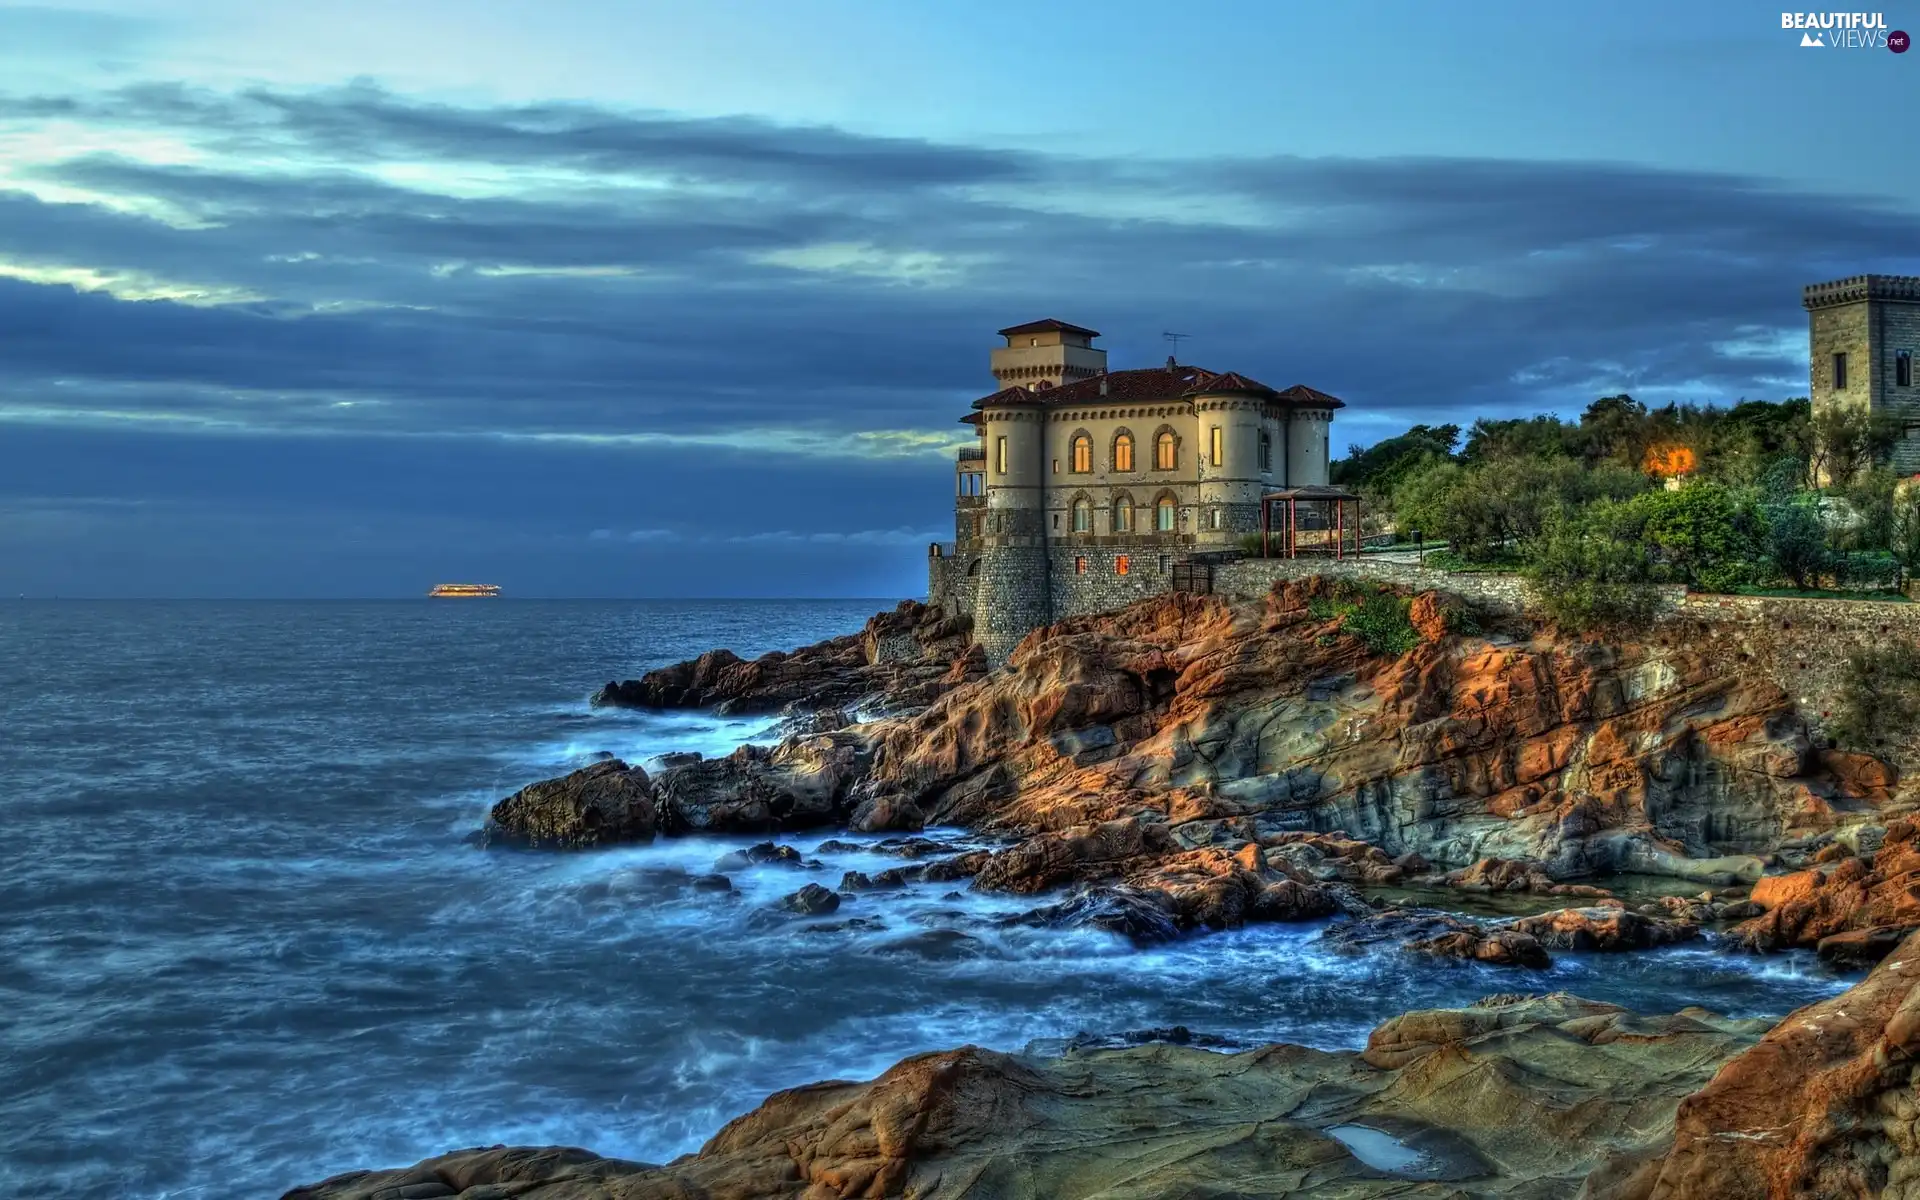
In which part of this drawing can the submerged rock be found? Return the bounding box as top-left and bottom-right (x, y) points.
(483, 759), (656, 849)
(778, 883), (840, 916)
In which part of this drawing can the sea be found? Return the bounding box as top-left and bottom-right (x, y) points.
(0, 599), (1862, 1199)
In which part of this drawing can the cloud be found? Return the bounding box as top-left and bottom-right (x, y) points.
(2, 79), (1918, 593)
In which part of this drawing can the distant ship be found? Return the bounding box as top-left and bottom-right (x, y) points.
(428, 583), (501, 598)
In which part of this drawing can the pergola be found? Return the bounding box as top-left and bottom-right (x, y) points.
(1259, 485), (1362, 559)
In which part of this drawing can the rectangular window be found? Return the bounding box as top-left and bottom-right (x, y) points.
(1115, 555), (1130, 576)
(1052, 513), (1060, 530)
(1900, 350), (1914, 388)
(1052, 458), (1060, 474)
(1210, 426), (1223, 467)
(995, 436), (1008, 474)
(1157, 554), (1170, 574)
(1074, 556), (1087, 575)
(1834, 352), (1848, 390)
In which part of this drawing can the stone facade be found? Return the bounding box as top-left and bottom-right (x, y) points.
(1805, 275), (1920, 473)
(930, 318), (1345, 663)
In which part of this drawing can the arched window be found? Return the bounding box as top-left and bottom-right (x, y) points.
(1113, 495), (1133, 533)
(1155, 430), (1177, 471)
(1155, 495), (1176, 532)
(1258, 430), (1272, 472)
(1072, 497), (1092, 533)
(1071, 433), (1092, 473)
(1113, 432), (1135, 473)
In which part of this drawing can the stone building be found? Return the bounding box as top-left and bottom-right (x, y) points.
(1805, 274), (1920, 472)
(929, 318), (1346, 662)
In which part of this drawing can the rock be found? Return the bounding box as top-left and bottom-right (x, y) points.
(689, 873), (733, 893)
(1411, 928), (1551, 969)
(482, 760), (656, 849)
(1815, 925), (1909, 969)
(1006, 885), (1181, 944)
(590, 600), (979, 718)
(846, 794), (925, 834)
(1501, 906), (1699, 952)
(778, 883), (840, 916)
(285, 993), (1770, 1200)
(1731, 825), (1920, 953)
(653, 734), (872, 834)
(712, 841), (806, 871)
(1444, 856), (1612, 897)
(1600, 928), (1920, 1199)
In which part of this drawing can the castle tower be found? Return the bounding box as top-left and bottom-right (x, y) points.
(1805, 275), (1920, 473)
(989, 319), (1107, 391)
(1191, 374), (1271, 543)
(1280, 385), (1340, 488)
(972, 390), (1050, 665)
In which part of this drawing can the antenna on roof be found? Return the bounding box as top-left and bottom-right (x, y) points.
(1162, 332), (1189, 359)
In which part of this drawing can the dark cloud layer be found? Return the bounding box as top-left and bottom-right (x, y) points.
(2, 81), (1917, 595)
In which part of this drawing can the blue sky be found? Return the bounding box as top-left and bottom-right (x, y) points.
(2, 0), (1917, 597)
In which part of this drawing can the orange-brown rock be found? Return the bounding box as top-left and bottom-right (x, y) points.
(1503, 905), (1699, 953)
(1732, 821), (1920, 958)
(1596, 928), (1920, 1200)
(1445, 856), (1613, 897)
(285, 994), (1771, 1200)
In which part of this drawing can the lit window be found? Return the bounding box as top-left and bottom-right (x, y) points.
(1900, 350), (1914, 388)
(1116, 555), (1130, 576)
(1210, 426), (1223, 467)
(1072, 498), (1091, 532)
(995, 436), (1007, 474)
(1258, 431), (1271, 472)
(1155, 496), (1175, 532)
(1071, 434), (1091, 473)
(1155, 431), (1176, 470)
(1834, 352), (1849, 390)
(1114, 497), (1133, 532)
(1114, 433), (1134, 472)
(1075, 556), (1088, 575)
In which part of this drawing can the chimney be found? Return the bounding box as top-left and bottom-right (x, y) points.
(1166, 355), (1176, 369)
(1099, 376), (1109, 396)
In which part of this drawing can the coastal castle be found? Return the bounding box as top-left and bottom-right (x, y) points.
(927, 319), (1346, 662)
(1805, 274), (1920, 471)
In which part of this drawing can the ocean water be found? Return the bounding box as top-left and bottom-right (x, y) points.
(0, 599), (1861, 1199)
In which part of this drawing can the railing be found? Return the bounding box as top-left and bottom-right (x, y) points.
(956, 445), (985, 462)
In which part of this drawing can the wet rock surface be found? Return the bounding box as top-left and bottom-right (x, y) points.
(483, 760), (657, 849)
(285, 992), (1774, 1199)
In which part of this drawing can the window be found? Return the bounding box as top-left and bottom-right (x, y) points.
(1155, 496), (1176, 532)
(995, 436), (1007, 474)
(1900, 350), (1914, 388)
(1052, 513), (1060, 530)
(1258, 430), (1271, 472)
(1157, 554), (1170, 573)
(1074, 556), (1088, 575)
(1206, 508), (1222, 531)
(1053, 458), (1060, 474)
(1030, 337), (1039, 346)
(1115, 555), (1130, 576)
(1155, 431), (1176, 470)
(1071, 434), (1092, 473)
(1834, 352), (1849, 390)
(1114, 496), (1133, 532)
(1114, 432), (1134, 472)
(1072, 497), (1091, 532)
(1210, 426), (1223, 467)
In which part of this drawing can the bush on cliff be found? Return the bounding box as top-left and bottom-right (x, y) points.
(1830, 642), (1920, 752)
(1306, 583), (1421, 656)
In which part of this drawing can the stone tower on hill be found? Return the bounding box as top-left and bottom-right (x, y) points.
(1805, 275), (1920, 472)
(928, 320), (1346, 664)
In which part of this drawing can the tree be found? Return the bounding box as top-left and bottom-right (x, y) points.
(1623, 482), (1763, 591)
(1524, 502), (1662, 631)
(1762, 496), (1830, 590)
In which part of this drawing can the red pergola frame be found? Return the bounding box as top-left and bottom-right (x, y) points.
(1259, 485), (1362, 559)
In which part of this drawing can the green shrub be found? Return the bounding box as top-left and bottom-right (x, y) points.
(1340, 591), (1420, 656)
(1761, 496), (1830, 590)
(1523, 502), (1662, 631)
(1831, 643), (1920, 751)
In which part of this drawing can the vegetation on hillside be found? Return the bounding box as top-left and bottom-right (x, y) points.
(1334, 395), (1916, 626)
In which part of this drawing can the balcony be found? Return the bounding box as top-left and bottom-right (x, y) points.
(956, 445), (985, 462)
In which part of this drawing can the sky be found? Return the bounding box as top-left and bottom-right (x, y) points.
(1, 1), (1917, 598)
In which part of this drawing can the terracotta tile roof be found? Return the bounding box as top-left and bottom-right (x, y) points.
(1274, 384), (1347, 410)
(997, 318), (1101, 338)
(1183, 370), (1275, 397)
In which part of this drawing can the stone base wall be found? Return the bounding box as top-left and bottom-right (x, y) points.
(1049, 548), (1172, 621)
(926, 552), (980, 618)
(1212, 556), (1537, 613)
(974, 544), (1052, 665)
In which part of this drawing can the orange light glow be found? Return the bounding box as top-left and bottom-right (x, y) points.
(1643, 445), (1697, 478)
